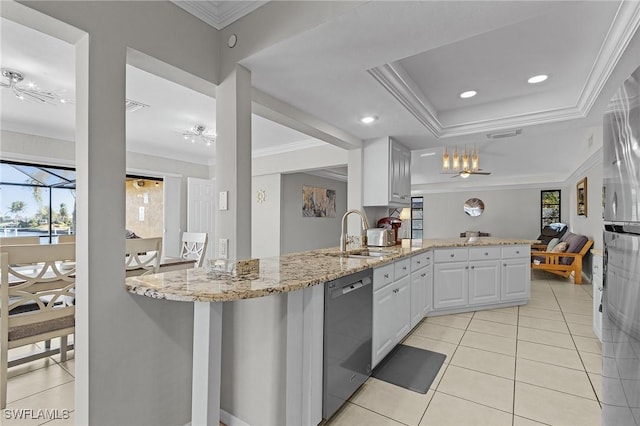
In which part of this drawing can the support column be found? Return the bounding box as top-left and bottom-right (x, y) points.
(347, 148), (366, 235)
(215, 64), (252, 260)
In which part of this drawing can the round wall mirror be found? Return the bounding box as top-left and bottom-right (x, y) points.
(464, 198), (485, 217)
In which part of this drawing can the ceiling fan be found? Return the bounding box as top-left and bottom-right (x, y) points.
(447, 169), (492, 179)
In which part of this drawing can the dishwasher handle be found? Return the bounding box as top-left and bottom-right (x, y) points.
(342, 281), (363, 295)
(330, 276), (372, 299)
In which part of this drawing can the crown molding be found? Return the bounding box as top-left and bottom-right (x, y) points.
(576, 0), (640, 115)
(369, 0), (640, 139)
(171, 1), (267, 30)
(367, 63), (442, 136)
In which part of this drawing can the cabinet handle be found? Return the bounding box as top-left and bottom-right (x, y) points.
(427, 257), (430, 260)
(450, 254), (455, 258)
(417, 261), (421, 265)
(485, 252), (489, 256)
(504, 264), (507, 267)
(465, 266), (469, 270)
(516, 250), (520, 254)
(471, 266), (475, 269)
(403, 266), (407, 271)
(384, 273), (389, 279)
(421, 273), (426, 277)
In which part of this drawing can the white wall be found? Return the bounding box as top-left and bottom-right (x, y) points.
(252, 173), (282, 257)
(281, 172), (347, 254)
(422, 187), (563, 240)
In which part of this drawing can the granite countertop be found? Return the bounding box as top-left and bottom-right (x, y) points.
(126, 237), (537, 303)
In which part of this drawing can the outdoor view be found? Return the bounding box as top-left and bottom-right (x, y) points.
(1, 161), (76, 242)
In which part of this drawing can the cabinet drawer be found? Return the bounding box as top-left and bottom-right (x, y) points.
(395, 259), (411, 280)
(469, 246), (501, 261)
(501, 245), (529, 259)
(411, 251), (432, 271)
(434, 248), (468, 263)
(374, 264), (395, 291)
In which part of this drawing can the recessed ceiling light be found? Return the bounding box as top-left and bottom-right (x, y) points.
(528, 74), (548, 84)
(360, 116), (378, 124)
(459, 90), (477, 99)
(420, 152), (436, 157)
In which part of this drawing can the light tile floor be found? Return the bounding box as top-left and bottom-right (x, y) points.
(5, 271), (601, 426)
(4, 340), (75, 425)
(327, 270), (602, 426)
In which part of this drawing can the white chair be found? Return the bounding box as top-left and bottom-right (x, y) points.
(1, 243), (76, 409)
(0, 236), (39, 246)
(180, 232), (208, 267)
(125, 237), (162, 277)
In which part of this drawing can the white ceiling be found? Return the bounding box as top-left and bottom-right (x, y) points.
(2, 1), (640, 191)
(0, 15), (316, 167)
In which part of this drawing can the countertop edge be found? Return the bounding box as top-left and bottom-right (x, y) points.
(126, 238), (537, 303)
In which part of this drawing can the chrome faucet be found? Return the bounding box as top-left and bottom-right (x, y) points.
(340, 209), (370, 252)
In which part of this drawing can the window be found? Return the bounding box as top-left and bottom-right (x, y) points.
(411, 197), (423, 239)
(1, 160), (76, 243)
(541, 190), (561, 228)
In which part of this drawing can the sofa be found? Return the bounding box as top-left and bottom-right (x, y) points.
(531, 231), (593, 284)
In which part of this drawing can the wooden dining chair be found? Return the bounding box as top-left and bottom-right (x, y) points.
(1, 243), (76, 409)
(0, 236), (40, 246)
(125, 237), (163, 277)
(57, 234), (75, 244)
(180, 232), (208, 267)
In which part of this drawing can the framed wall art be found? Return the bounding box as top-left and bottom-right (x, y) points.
(577, 177), (588, 217)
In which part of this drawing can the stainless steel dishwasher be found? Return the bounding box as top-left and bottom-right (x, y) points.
(323, 268), (373, 420)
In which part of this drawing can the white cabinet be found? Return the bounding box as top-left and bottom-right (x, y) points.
(500, 246), (530, 302)
(468, 260), (501, 305)
(372, 260), (412, 367)
(433, 245), (531, 313)
(434, 262), (468, 309)
(592, 253), (603, 342)
(410, 251), (433, 328)
(363, 137), (411, 206)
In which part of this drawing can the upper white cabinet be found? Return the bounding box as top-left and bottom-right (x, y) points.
(363, 137), (411, 206)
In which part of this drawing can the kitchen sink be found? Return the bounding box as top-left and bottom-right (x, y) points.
(324, 248), (396, 259)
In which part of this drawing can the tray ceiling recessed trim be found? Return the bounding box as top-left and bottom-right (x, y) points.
(368, 0), (640, 139)
(171, 1), (268, 30)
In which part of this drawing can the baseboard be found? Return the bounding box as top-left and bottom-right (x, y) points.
(182, 409), (249, 426)
(221, 409), (250, 426)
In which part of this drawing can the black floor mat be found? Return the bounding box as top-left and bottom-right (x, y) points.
(372, 344), (446, 394)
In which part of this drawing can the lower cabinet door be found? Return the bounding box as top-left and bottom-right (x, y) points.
(410, 269), (426, 328)
(394, 276), (411, 342)
(468, 260), (500, 305)
(372, 284), (395, 367)
(424, 267), (433, 315)
(434, 262), (468, 309)
(501, 258), (530, 301)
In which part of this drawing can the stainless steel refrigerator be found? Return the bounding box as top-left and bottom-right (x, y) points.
(602, 64), (640, 425)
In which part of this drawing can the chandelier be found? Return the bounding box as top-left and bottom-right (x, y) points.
(443, 146), (478, 172)
(182, 125), (216, 147)
(442, 146), (491, 178)
(0, 68), (71, 105)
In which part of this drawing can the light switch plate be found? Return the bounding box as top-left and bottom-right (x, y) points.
(219, 191), (228, 210)
(219, 238), (229, 259)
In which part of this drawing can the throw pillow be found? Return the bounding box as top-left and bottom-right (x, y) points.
(546, 237), (560, 252)
(551, 241), (569, 253)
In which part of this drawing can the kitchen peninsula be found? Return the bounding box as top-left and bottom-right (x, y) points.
(126, 237), (536, 426)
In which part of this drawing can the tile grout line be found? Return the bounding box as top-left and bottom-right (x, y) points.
(549, 277), (603, 409)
